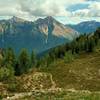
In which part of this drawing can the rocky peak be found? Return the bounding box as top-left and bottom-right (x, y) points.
(45, 16), (55, 21)
(35, 16), (56, 25)
(10, 16), (25, 23)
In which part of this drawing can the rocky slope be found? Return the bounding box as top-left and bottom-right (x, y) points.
(0, 16), (79, 54)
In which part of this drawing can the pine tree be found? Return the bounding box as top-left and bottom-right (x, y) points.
(31, 50), (37, 67)
(17, 49), (30, 75)
(3, 48), (16, 67)
(95, 27), (100, 39)
(88, 38), (95, 52)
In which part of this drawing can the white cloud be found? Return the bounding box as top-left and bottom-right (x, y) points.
(0, 0), (85, 17)
(0, 0), (99, 24)
(72, 2), (100, 17)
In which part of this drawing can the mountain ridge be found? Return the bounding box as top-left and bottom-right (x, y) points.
(66, 20), (100, 34)
(0, 16), (79, 54)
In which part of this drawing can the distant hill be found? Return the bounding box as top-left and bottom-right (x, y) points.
(66, 20), (100, 34)
(0, 16), (79, 54)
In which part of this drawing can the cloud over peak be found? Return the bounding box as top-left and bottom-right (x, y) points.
(0, 0), (100, 24)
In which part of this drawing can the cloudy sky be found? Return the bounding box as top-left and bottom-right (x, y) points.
(0, 0), (100, 24)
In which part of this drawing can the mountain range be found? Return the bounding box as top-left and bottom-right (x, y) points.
(0, 16), (79, 54)
(0, 16), (99, 54)
(66, 20), (100, 34)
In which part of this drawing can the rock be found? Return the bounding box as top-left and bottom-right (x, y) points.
(18, 72), (56, 92)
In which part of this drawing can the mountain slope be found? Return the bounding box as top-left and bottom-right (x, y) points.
(67, 20), (100, 34)
(0, 16), (79, 54)
(40, 50), (100, 91)
(35, 16), (78, 40)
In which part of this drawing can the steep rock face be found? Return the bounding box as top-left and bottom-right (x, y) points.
(52, 22), (78, 39)
(0, 16), (79, 54)
(35, 16), (78, 41)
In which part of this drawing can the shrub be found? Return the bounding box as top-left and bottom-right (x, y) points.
(0, 95), (2, 100)
(64, 51), (74, 63)
(0, 64), (15, 82)
(7, 83), (22, 92)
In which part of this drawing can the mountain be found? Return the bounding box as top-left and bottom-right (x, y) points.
(66, 20), (100, 34)
(0, 16), (79, 54)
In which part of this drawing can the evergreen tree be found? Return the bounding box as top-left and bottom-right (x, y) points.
(95, 27), (100, 39)
(31, 50), (37, 67)
(0, 64), (15, 81)
(88, 38), (95, 52)
(3, 48), (16, 67)
(17, 49), (30, 75)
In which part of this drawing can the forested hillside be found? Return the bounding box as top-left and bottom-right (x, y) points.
(0, 27), (100, 99)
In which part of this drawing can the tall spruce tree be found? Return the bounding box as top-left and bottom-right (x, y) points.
(31, 50), (37, 67)
(17, 49), (30, 75)
(3, 48), (16, 67)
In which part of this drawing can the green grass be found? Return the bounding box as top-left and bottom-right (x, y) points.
(1, 43), (100, 100)
(39, 49), (100, 91)
(20, 91), (100, 100)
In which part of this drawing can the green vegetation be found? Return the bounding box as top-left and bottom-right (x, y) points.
(16, 49), (31, 75)
(0, 27), (100, 99)
(3, 48), (16, 67)
(0, 65), (14, 82)
(64, 51), (74, 63)
(21, 91), (100, 100)
(40, 51), (100, 91)
(0, 28), (100, 81)
(38, 27), (100, 69)
(31, 50), (37, 67)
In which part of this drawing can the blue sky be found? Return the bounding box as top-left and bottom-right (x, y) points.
(67, 3), (89, 12)
(0, 0), (100, 24)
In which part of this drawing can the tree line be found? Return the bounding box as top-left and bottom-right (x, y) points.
(0, 48), (37, 81)
(0, 27), (100, 81)
(48, 27), (100, 59)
